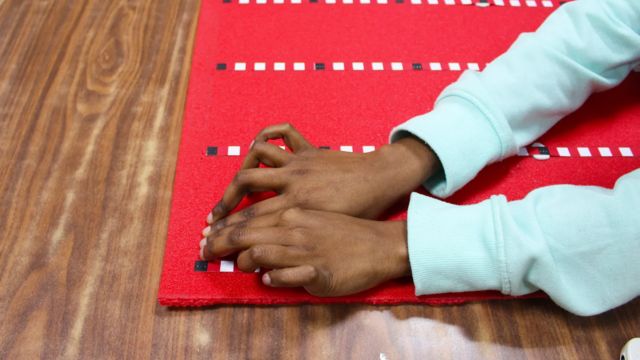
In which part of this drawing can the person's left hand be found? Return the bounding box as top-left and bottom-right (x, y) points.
(200, 208), (410, 297)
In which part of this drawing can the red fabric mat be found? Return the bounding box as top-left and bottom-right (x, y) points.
(158, 0), (640, 306)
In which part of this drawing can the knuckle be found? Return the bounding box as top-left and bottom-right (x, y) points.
(251, 140), (268, 152)
(212, 218), (227, 231)
(281, 207), (304, 223)
(228, 227), (248, 246)
(233, 170), (247, 185)
(249, 246), (267, 262)
(241, 206), (256, 220)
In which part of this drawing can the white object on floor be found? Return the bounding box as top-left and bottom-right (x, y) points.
(621, 338), (640, 360)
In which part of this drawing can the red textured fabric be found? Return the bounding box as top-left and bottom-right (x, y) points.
(158, 0), (640, 306)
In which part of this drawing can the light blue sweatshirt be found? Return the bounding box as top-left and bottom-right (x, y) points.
(390, 0), (640, 316)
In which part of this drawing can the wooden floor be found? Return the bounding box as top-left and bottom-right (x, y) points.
(0, 0), (638, 359)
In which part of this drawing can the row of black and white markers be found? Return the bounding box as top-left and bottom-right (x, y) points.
(205, 145), (638, 158)
(215, 62), (483, 72)
(220, 0), (562, 7)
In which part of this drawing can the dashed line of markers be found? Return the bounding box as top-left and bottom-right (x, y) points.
(221, 0), (564, 7)
(216, 61), (483, 72)
(205, 145), (637, 158)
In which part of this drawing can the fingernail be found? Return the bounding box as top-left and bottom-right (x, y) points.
(200, 238), (207, 248)
(207, 213), (213, 224)
(249, 140), (255, 149)
(202, 226), (211, 237)
(200, 246), (205, 260)
(262, 273), (271, 286)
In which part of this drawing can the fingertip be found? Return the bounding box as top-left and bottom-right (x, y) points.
(202, 226), (211, 237)
(206, 212), (214, 224)
(262, 273), (272, 286)
(200, 246), (205, 260)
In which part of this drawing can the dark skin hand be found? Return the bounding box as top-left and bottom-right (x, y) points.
(205, 123), (441, 226)
(202, 123), (441, 296)
(200, 208), (411, 296)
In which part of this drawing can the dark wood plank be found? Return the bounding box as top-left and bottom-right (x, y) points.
(0, 0), (638, 359)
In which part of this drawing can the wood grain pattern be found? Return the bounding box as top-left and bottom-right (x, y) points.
(0, 0), (638, 359)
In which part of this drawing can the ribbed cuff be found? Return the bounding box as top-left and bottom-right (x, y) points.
(390, 92), (506, 198)
(406, 192), (506, 295)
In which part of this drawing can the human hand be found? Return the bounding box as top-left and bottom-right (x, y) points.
(206, 123), (440, 228)
(200, 208), (410, 297)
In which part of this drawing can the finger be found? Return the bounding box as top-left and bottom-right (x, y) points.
(206, 196), (289, 232)
(205, 228), (290, 260)
(246, 244), (306, 269)
(241, 141), (293, 170)
(262, 265), (318, 288)
(236, 249), (258, 272)
(254, 123), (313, 153)
(207, 168), (287, 224)
(200, 238), (214, 260)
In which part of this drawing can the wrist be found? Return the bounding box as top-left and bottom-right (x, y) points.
(376, 136), (442, 191)
(385, 220), (411, 280)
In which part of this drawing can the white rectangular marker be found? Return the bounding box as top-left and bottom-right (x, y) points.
(467, 63), (480, 71)
(448, 62), (461, 71)
(620, 147), (634, 157)
(461, 0), (472, 4)
(541, 0), (552, 7)
(239, 0), (250, 4)
(220, 260), (235, 272)
(362, 146), (376, 153)
(525, 0), (536, 6)
(352, 62), (364, 71)
(509, 0), (520, 6)
(377, 0), (388, 4)
(254, 62), (266, 71)
(256, 0), (267, 4)
(326, 0), (336, 4)
(427, 0), (438, 4)
(291, 0), (302, 3)
(274, 62), (286, 71)
(391, 62), (404, 71)
(429, 62), (442, 71)
(333, 62), (345, 71)
(411, 0), (421, 4)
(598, 147), (613, 157)
(557, 147), (571, 157)
(517, 147), (529, 156)
(577, 147), (592, 157)
(360, 0), (371, 4)
(444, 0), (455, 4)
(340, 146), (354, 152)
(293, 62), (305, 71)
(234, 62), (247, 71)
(494, 0), (505, 6)
(228, 146), (241, 156)
(372, 62), (384, 71)
(343, 0), (353, 4)
(274, 0), (284, 4)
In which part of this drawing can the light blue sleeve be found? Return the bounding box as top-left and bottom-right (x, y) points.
(390, 0), (640, 197)
(390, 0), (640, 315)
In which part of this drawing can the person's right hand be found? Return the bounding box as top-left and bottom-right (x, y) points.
(206, 123), (441, 229)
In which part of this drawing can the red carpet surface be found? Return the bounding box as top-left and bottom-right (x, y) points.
(158, 0), (640, 306)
